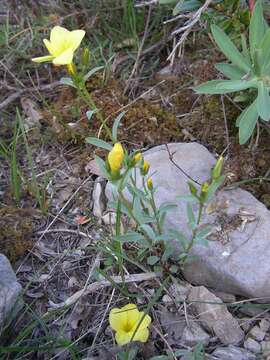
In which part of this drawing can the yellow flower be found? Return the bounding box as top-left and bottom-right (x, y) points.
(141, 160), (150, 175)
(201, 181), (209, 193)
(108, 142), (124, 173)
(109, 304), (151, 346)
(32, 26), (85, 65)
(147, 178), (153, 190)
(134, 153), (142, 163)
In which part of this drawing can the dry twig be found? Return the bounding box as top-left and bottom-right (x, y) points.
(49, 272), (160, 309)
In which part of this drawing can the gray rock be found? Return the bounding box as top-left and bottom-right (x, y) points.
(0, 254), (22, 329)
(212, 345), (256, 360)
(105, 143), (270, 300)
(188, 286), (244, 345)
(181, 321), (210, 346)
(244, 337), (261, 354)
(249, 325), (266, 341)
(159, 310), (186, 344)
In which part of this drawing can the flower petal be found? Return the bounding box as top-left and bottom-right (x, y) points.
(52, 48), (74, 65)
(43, 39), (57, 56)
(121, 304), (140, 328)
(109, 307), (128, 332)
(32, 55), (54, 63)
(50, 26), (70, 44)
(69, 30), (85, 51)
(115, 330), (132, 346)
(136, 312), (152, 330)
(132, 328), (149, 343)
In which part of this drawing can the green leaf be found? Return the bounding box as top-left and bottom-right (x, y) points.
(173, 0), (184, 15)
(241, 33), (251, 67)
(94, 155), (109, 177)
(205, 175), (225, 201)
(140, 224), (157, 242)
(158, 0), (177, 3)
(86, 109), (98, 121)
(112, 111), (126, 142)
(260, 29), (270, 71)
(168, 229), (188, 247)
(238, 100), (259, 144)
(114, 231), (149, 247)
(59, 77), (76, 88)
(176, 194), (197, 202)
(158, 203), (178, 214)
(173, 0), (201, 15)
(249, 1), (265, 60)
(215, 63), (245, 80)
(147, 256), (160, 266)
(85, 137), (112, 151)
(195, 79), (255, 94)
(187, 203), (196, 230)
(83, 66), (104, 81)
(211, 24), (250, 73)
(257, 81), (270, 121)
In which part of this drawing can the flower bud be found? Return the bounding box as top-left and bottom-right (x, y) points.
(108, 142), (124, 173)
(67, 63), (76, 76)
(82, 47), (90, 66)
(141, 160), (150, 175)
(212, 156), (224, 180)
(134, 152), (142, 163)
(147, 178), (153, 190)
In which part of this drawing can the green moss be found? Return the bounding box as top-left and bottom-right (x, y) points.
(0, 207), (34, 263)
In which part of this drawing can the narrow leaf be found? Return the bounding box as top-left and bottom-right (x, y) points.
(257, 81), (270, 121)
(211, 24), (250, 73)
(195, 79), (255, 94)
(249, 1), (265, 60)
(215, 63), (245, 80)
(85, 137), (112, 151)
(112, 111), (126, 142)
(238, 100), (259, 144)
(83, 66), (104, 82)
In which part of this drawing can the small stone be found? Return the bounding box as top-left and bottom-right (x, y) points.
(188, 286), (244, 345)
(261, 340), (270, 356)
(244, 337), (261, 354)
(162, 294), (173, 303)
(181, 321), (210, 346)
(259, 319), (270, 333)
(249, 325), (266, 341)
(169, 282), (191, 302)
(92, 177), (106, 218)
(101, 211), (116, 225)
(212, 345), (256, 360)
(0, 254), (22, 330)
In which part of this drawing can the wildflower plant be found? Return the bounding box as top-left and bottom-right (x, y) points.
(195, 1), (270, 144)
(87, 116), (225, 271)
(32, 26), (109, 136)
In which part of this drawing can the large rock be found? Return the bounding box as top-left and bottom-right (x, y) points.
(212, 345), (256, 360)
(188, 286), (244, 345)
(106, 143), (270, 299)
(0, 254), (22, 329)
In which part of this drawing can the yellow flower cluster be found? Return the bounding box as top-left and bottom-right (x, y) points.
(32, 26), (85, 65)
(109, 304), (151, 346)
